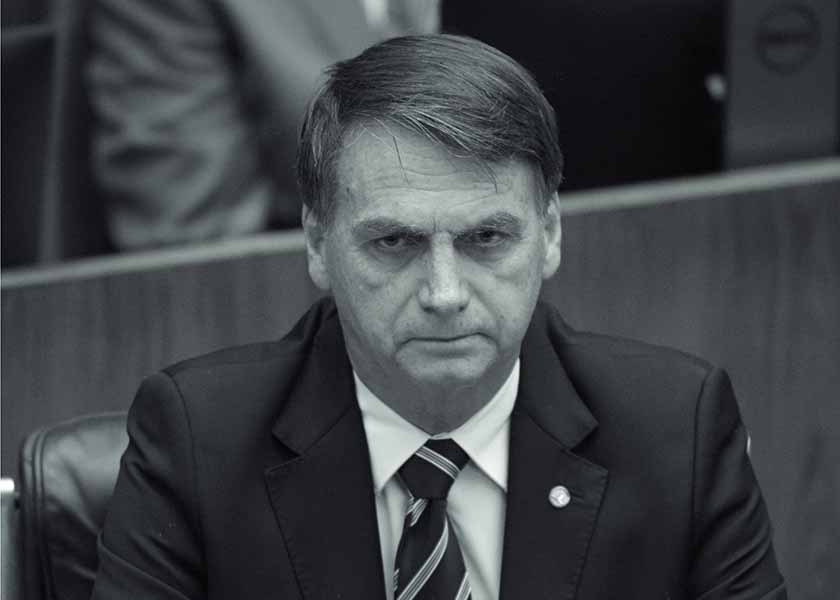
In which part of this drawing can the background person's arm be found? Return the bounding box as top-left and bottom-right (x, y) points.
(689, 368), (787, 599)
(87, 0), (274, 250)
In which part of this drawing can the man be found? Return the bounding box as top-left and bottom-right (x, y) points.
(87, 0), (439, 248)
(92, 35), (786, 599)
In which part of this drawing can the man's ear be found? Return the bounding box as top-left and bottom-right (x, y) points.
(301, 204), (331, 291)
(541, 192), (562, 280)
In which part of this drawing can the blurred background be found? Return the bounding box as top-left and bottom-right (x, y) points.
(2, 0), (839, 598)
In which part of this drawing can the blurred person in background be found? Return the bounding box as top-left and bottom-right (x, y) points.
(87, 0), (440, 249)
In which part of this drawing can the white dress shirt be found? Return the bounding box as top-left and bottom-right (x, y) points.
(354, 360), (519, 600)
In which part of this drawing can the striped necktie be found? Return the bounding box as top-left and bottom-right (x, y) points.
(394, 439), (471, 600)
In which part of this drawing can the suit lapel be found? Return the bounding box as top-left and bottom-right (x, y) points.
(264, 309), (386, 600)
(262, 301), (607, 599)
(500, 305), (609, 600)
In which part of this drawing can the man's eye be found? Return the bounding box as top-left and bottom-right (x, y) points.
(469, 230), (506, 247)
(373, 235), (410, 251)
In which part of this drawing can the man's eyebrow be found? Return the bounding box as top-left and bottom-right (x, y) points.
(351, 219), (427, 238)
(351, 212), (525, 238)
(467, 212), (524, 232)
(453, 212), (526, 239)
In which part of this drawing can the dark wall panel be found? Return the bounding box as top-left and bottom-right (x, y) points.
(443, 0), (725, 189)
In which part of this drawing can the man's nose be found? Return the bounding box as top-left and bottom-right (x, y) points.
(417, 240), (470, 314)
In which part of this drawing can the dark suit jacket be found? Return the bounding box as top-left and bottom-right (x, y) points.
(92, 298), (786, 599)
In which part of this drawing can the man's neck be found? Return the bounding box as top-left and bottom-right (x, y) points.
(350, 356), (519, 435)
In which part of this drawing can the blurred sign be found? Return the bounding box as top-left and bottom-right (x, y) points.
(726, 0), (838, 167)
(756, 4), (820, 73)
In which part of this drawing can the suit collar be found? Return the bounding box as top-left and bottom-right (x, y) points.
(500, 302), (608, 600)
(266, 299), (386, 599)
(266, 299), (607, 600)
(517, 301), (599, 449)
(270, 299), (355, 455)
(272, 300), (599, 455)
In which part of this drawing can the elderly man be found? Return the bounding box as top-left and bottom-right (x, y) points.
(92, 35), (786, 599)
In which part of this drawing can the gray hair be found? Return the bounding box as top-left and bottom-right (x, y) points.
(296, 34), (563, 224)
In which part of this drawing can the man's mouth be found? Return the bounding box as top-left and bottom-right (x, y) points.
(410, 334), (481, 344)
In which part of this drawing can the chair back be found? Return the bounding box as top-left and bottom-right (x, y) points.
(18, 413), (128, 600)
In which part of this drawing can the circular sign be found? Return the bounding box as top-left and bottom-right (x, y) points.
(756, 4), (820, 74)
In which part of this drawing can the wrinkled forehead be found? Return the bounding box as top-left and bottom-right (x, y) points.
(333, 122), (543, 210)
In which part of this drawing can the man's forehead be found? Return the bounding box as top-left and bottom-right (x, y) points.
(333, 123), (540, 214)
(337, 123), (498, 188)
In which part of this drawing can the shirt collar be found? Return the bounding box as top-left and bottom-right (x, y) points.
(355, 360), (519, 494)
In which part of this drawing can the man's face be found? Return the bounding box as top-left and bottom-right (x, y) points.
(304, 124), (561, 405)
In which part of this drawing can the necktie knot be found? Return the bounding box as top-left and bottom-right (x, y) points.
(399, 439), (469, 500)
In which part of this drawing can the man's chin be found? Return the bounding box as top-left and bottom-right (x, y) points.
(396, 354), (494, 390)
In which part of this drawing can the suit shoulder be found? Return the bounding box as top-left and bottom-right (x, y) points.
(161, 296), (338, 382)
(534, 304), (718, 417)
(163, 340), (293, 378)
(533, 306), (728, 461)
(564, 328), (713, 379)
(536, 302), (711, 380)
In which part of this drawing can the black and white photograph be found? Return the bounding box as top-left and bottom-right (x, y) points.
(2, 1), (838, 598)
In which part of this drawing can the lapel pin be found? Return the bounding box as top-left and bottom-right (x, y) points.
(549, 485), (571, 508)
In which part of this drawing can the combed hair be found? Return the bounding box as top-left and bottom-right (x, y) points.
(296, 34), (563, 224)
